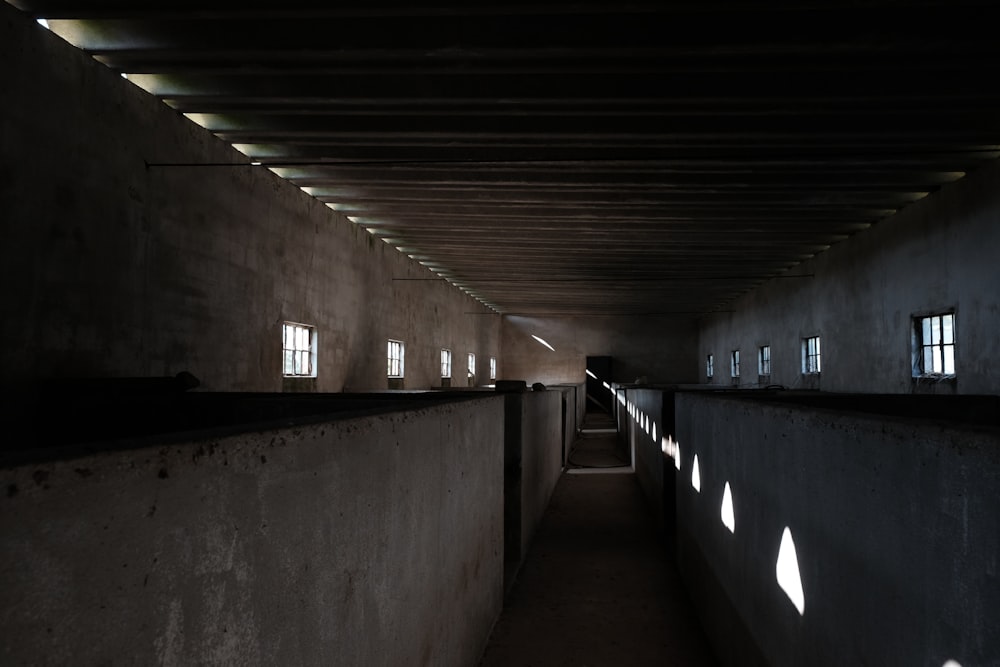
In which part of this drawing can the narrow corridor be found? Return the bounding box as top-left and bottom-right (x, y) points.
(479, 418), (718, 666)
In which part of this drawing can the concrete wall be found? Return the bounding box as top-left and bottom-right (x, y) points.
(674, 392), (1000, 667)
(0, 6), (498, 395)
(501, 315), (699, 388)
(0, 397), (505, 666)
(502, 390), (563, 577)
(698, 158), (1000, 395)
(625, 387), (671, 534)
(550, 383), (584, 466)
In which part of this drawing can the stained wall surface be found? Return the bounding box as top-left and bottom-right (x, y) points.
(501, 314), (699, 388)
(674, 392), (1000, 667)
(698, 159), (1000, 394)
(0, 7), (498, 395)
(0, 397), (505, 667)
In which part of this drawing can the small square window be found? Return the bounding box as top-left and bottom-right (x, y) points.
(913, 312), (955, 376)
(731, 350), (740, 385)
(282, 322), (317, 378)
(759, 345), (771, 376)
(489, 356), (497, 381)
(706, 354), (714, 380)
(441, 349), (452, 378)
(388, 339), (404, 378)
(802, 336), (821, 374)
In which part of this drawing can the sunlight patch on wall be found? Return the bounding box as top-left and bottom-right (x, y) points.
(721, 482), (735, 533)
(776, 526), (805, 615)
(531, 335), (555, 351)
(691, 454), (701, 492)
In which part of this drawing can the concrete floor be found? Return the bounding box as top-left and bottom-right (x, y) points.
(479, 415), (719, 666)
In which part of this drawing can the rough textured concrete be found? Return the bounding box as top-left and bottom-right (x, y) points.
(698, 158), (1000, 395)
(503, 390), (564, 579)
(0, 7), (498, 395)
(674, 392), (1000, 667)
(0, 397), (505, 666)
(480, 436), (718, 667)
(501, 315), (698, 388)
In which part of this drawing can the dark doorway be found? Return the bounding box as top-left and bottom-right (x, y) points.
(585, 356), (613, 415)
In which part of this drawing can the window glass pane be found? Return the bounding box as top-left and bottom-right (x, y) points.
(283, 325), (291, 349)
(942, 314), (954, 344)
(932, 346), (942, 372)
(284, 350), (293, 375)
(922, 317), (932, 345)
(931, 317), (942, 345)
(944, 345), (955, 375)
(922, 345), (933, 374)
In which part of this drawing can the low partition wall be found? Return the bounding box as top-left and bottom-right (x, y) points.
(615, 384), (727, 537)
(674, 392), (1000, 667)
(1, 396), (505, 666)
(549, 383), (584, 467)
(503, 390), (563, 589)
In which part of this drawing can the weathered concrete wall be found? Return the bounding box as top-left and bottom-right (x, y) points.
(501, 315), (699, 388)
(674, 392), (1000, 667)
(502, 390), (563, 574)
(698, 158), (1000, 395)
(0, 6), (498, 394)
(549, 383), (584, 466)
(627, 388), (671, 533)
(0, 397), (505, 666)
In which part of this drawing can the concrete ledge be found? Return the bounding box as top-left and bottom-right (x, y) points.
(674, 392), (1000, 666)
(1, 396), (505, 666)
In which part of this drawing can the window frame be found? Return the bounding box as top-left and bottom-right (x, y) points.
(387, 339), (405, 379)
(913, 312), (956, 377)
(759, 345), (771, 376)
(802, 336), (821, 375)
(282, 322), (317, 378)
(441, 348), (452, 379)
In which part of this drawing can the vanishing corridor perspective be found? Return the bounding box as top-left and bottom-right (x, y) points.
(1, 2), (998, 666)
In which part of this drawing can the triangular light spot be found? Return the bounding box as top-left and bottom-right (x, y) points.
(721, 482), (735, 533)
(776, 526), (805, 615)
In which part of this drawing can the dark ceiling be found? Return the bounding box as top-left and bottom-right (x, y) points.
(11, 1), (1000, 316)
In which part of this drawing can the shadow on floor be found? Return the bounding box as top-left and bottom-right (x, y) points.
(479, 416), (719, 666)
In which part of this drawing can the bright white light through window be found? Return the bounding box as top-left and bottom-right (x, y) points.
(652, 422), (656, 441)
(943, 661), (963, 667)
(441, 349), (452, 378)
(674, 440), (681, 470)
(387, 339), (404, 378)
(706, 353), (714, 379)
(531, 334), (555, 351)
(721, 482), (735, 533)
(759, 345), (771, 376)
(489, 356), (497, 380)
(803, 336), (821, 374)
(776, 526), (805, 615)
(731, 350), (741, 378)
(691, 454), (701, 492)
(37, 18), (49, 28)
(586, 369), (598, 379)
(602, 381), (611, 390)
(467, 353), (476, 378)
(915, 313), (955, 376)
(282, 322), (317, 377)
